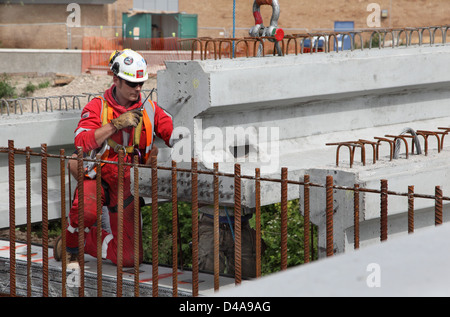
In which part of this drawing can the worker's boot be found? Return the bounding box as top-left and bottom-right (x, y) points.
(53, 235), (79, 266)
(53, 235), (63, 261)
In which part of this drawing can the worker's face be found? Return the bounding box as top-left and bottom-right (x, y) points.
(114, 76), (145, 103)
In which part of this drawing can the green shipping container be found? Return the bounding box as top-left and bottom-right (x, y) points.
(122, 12), (197, 50)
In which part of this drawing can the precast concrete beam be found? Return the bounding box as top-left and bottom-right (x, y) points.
(146, 44), (450, 208)
(0, 110), (80, 149)
(0, 111), (79, 228)
(137, 44), (450, 258)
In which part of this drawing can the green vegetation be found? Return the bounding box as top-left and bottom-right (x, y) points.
(0, 74), (51, 100)
(0, 74), (16, 99)
(141, 199), (318, 276)
(23, 80), (50, 96)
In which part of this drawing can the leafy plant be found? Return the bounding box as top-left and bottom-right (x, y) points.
(24, 82), (37, 95)
(141, 202), (193, 268)
(141, 199), (318, 276)
(0, 73), (16, 99)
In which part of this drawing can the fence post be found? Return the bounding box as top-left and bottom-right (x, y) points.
(96, 154), (103, 297)
(191, 158), (199, 296)
(151, 154), (158, 297)
(326, 175), (334, 257)
(234, 163), (242, 285)
(435, 186), (443, 226)
(408, 185), (414, 233)
(117, 149), (124, 297)
(171, 160), (178, 297)
(303, 174), (310, 263)
(354, 184), (360, 249)
(8, 140), (16, 297)
(41, 143), (49, 297)
(380, 179), (388, 241)
(76, 146), (85, 297)
(213, 162), (220, 291)
(255, 168), (262, 276)
(281, 167), (288, 270)
(26, 147), (32, 297)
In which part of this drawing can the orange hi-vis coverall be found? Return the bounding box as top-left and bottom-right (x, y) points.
(67, 84), (173, 267)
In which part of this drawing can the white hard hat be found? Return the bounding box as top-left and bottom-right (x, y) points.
(109, 49), (148, 82)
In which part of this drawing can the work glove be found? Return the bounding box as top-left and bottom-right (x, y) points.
(111, 109), (143, 131)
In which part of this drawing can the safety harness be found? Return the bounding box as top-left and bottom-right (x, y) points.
(84, 95), (156, 179)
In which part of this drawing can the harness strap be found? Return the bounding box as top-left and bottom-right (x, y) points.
(106, 138), (135, 154)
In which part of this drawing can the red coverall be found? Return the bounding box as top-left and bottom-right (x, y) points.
(67, 85), (173, 267)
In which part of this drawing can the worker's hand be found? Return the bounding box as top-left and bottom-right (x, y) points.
(111, 109), (143, 131)
(145, 146), (159, 165)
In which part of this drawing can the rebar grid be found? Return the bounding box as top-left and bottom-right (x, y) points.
(1, 142), (450, 297)
(0, 89), (156, 116)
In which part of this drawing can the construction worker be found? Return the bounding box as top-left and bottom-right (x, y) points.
(54, 49), (174, 267)
(198, 205), (258, 278)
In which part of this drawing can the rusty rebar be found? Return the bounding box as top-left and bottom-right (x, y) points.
(326, 175), (334, 257)
(133, 155), (140, 297)
(171, 26), (450, 62)
(375, 137), (395, 161)
(151, 154), (158, 297)
(385, 134), (409, 159)
(191, 158), (199, 296)
(171, 160), (178, 297)
(408, 185), (414, 234)
(7, 140), (450, 296)
(380, 179), (388, 241)
(437, 127), (450, 149)
(354, 184), (360, 249)
(213, 162), (220, 291)
(96, 153), (103, 297)
(435, 185), (443, 226)
(255, 168), (262, 276)
(116, 150), (124, 297)
(281, 167), (288, 270)
(8, 140), (16, 297)
(417, 130), (444, 154)
(59, 149), (67, 297)
(41, 143), (49, 297)
(303, 174), (310, 263)
(76, 146), (85, 297)
(234, 163), (242, 285)
(326, 142), (357, 167)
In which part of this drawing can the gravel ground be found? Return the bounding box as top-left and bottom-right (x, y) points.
(3, 72), (157, 113)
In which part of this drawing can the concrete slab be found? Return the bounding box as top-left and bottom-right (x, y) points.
(214, 222), (450, 297)
(0, 110), (80, 149)
(0, 239), (237, 297)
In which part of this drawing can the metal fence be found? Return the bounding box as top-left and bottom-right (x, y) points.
(0, 89), (157, 116)
(0, 140), (449, 297)
(179, 25), (450, 60)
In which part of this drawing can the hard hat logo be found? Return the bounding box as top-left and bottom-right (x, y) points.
(123, 56), (134, 65)
(136, 70), (145, 79)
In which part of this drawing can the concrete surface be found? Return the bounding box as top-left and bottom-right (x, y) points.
(0, 49), (82, 76)
(0, 111), (80, 228)
(215, 222), (450, 297)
